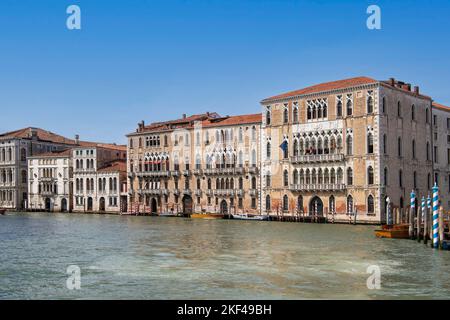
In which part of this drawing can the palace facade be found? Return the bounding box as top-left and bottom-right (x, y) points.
(126, 113), (262, 215)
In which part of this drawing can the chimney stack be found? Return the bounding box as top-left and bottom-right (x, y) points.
(75, 134), (80, 145)
(389, 78), (395, 86)
(182, 114), (187, 119)
(29, 128), (38, 139)
(138, 120), (145, 132)
(414, 86), (420, 95)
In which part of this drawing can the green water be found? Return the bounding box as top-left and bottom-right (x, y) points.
(1, 212), (449, 299)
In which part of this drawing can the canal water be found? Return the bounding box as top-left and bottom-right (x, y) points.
(1, 212), (450, 300)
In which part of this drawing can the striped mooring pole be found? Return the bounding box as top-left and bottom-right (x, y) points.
(421, 197), (426, 222)
(432, 183), (439, 249)
(409, 190), (416, 238)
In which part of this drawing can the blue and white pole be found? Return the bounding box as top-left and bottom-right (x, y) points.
(410, 190), (416, 212)
(432, 183), (439, 249)
(421, 196), (426, 223)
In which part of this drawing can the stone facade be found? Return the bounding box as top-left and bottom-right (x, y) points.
(127, 113), (262, 215)
(28, 149), (73, 212)
(72, 145), (127, 213)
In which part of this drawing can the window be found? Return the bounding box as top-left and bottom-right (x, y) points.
(397, 101), (401, 117)
(347, 168), (353, 185)
(412, 140), (416, 159)
(447, 118), (450, 129)
(367, 133), (374, 154)
(428, 173), (431, 190)
(283, 170), (288, 187)
(20, 148), (26, 162)
(238, 127), (243, 143)
(265, 195), (271, 212)
(251, 197), (256, 209)
(347, 195), (354, 213)
(411, 104), (415, 120)
(329, 196), (335, 213)
(283, 107), (289, 124)
(251, 126), (257, 141)
(399, 169), (403, 188)
(336, 96), (343, 118)
(427, 142), (431, 161)
(346, 135), (353, 155)
(282, 141), (288, 159)
(266, 109), (271, 125)
(293, 104), (298, 123)
(384, 167), (388, 186)
(433, 115), (437, 126)
(346, 96), (353, 116)
(367, 195), (374, 214)
(426, 108), (430, 124)
(382, 97), (386, 114)
(434, 146), (438, 163)
(413, 171), (417, 189)
(448, 148), (450, 164)
(397, 137), (402, 157)
(367, 166), (374, 185)
(266, 173), (271, 187)
(383, 134), (387, 154)
(283, 195), (289, 212)
(367, 91), (374, 114)
(238, 198), (243, 209)
(266, 142), (271, 159)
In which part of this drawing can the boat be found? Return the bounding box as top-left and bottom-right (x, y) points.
(159, 212), (178, 217)
(375, 224), (409, 239)
(190, 213), (224, 220)
(0, 209), (6, 215)
(232, 213), (269, 221)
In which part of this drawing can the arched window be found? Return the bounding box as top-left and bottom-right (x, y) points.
(347, 168), (353, 185)
(297, 196), (303, 213)
(307, 106), (312, 120)
(337, 100), (343, 117)
(283, 141), (288, 159)
(367, 195), (374, 213)
(426, 142), (430, 161)
(367, 166), (374, 185)
(20, 148), (26, 162)
(293, 140), (299, 157)
(238, 127), (243, 143)
(251, 177), (257, 189)
(382, 97), (386, 114)
(21, 170), (27, 184)
(283, 170), (289, 187)
(283, 195), (289, 212)
(347, 195), (354, 213)
(251, 149), (257, 167)
(398, 137), (402, 157)
(367, 95), (374, 114)
(384, 167), (388, 186)
(293, 170), (298, 185)
(266, 173), (271, 187)
(399, 169), (403, 187)
(329, 195), (335, 213)
(293, 105), (298, 123)
(266, 109), (271, 125)
(207, 178), (211, 189)
(412, 139), (416, 159)
(265, 195), (271, 213)
(427, 173), (431, 190)
(251, 126), (256, 141)
(383, 134), (387, 154)
(238, 177), (243, 189)
(283, 108), (289, 124)
(197, 178), (201, 189)
(346, 135), (353, 155)
(367, 133), (374, 154)
(397, 101), (401, 117)
(266, 142), (271, 159)
(346, 99), (353, 116)
(411, 104), (415, 120)
(426, 108), (429, 123)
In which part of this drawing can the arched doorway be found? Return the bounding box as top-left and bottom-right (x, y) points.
(309, 196), (324, 216)
(220, 200), (228, 214)
(87, 197), (93, 211)
(151, 198), (158, 214)
(61, 198), (68, 212)
(182, 195), (193, 216)
(99, 197), (106, 212)
(45, 198), (51, 212)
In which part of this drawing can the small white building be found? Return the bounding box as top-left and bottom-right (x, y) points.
(28, 149), (73, 212)
(72, 145), (127, 213)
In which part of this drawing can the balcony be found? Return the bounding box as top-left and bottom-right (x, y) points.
(40, 191), (55, 197)
(195, 189), (202, 196)
(173, 189), (180, 195)
(248, 166), (259, 174)
(39, 177), (56, 182)
(182, 170), (191, 176)
(203, 167), (245, 175)
(206, 189), (213, 196)
(193, 169), (203, 175)
(214, 189), (235, 197)
(249, 189), (258, 197)
(138, 189), (162, 195)
(171, 170), (181, 177)
(290, 153), (345, 164)
(290, 183), (346, 191)
(183, 189), (192, 195)
(236, 189), (244, 197)
(136, 171), (170, 177)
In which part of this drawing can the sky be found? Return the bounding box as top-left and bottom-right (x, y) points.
(0, 0), (449, 144)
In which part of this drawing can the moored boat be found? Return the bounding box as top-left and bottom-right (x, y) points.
(159, 212), (178, 217)
(375, 224), (409, 239)
(232, 213), (269, 221)
(190, 213), (224, 220)
(0, 209), (6, 215)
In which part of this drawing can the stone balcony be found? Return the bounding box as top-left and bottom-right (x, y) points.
(138, 189), (168, 195)
(290, 183), (346, 191)
(193, 169), (203, 175)
(182, 189), (192, 195)
(135, 171), (170, 177)
(203, 167), (245, 175)
(290, 153), (345, 164)
(195, 189), (202, 196)
(213, 189), (236, 197)
(249, 189), (258, 197)
(39, 177), (56, 182)
(171, 170), (181, 177)
(182, 170), (191, 176)
(248, 166), (259, 174)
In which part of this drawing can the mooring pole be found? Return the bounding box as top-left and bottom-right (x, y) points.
(439, 206), (444, 250)
(417, 196), (423, 242)
(409, 190), (415, 239)
(423, 196), (428, 245)
(432, 184), (439, 249)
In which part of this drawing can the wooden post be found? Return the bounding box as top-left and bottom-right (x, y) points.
(439, 206), (444, 250)
(409, 205), (414, 239)
(424, 201), (428, 245)
(417, 204), (422, 242)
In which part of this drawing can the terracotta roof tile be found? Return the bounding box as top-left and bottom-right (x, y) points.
(97, 160), (127, 173)
(29, 148), (73, 158)
(201, 113), (262, 127)
(0, 127), (78, 145)
(262, 77), (378, 102)
(433, 102), (450, 112)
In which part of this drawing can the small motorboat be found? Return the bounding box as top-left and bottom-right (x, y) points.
(159, 212), (178, 217)
(375, 224), (409, 239)
(232, 213), (269, 221)
(190, 213), (224, 220)
(0, 209), (6, 215)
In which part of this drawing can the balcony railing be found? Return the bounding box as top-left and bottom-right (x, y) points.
(39, 177), (56, 182)
(40, 191), (55, 196)
(290, 153), (345, 164)
(203, 168), (245, 175)
(136, 171), (170, 177)
(183, 189), (192, 195)
(249, 189), (258, 197)
(213, 189), (236, 197)
(182, 170), (191, 176)
(138, 189), (163, 195)
(193, 169), (203, 175)
(206, 189), (213, 196)
(248, 166), (258, 174)
(195, 189), (202, 196)
(171, 170), (180, 177)
(290, 183), (346, 191)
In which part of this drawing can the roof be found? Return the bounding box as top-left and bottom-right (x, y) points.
(433, 102), (450, 112)
(0, 127), (79, 145)
(28, 149), (73, 159)
(97, 160), (127, 173)
(262, 77), (378, 103)
(201, 113), (262, 127)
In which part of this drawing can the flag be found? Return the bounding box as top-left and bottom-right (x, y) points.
(280, 140), (288, 152)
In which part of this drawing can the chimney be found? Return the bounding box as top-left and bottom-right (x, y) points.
(414, 86), (420, 95)
(29, 128), (38, 139)
(75, 134), (80, 145)
(182, 114), (187, 119)
(389, 78), (395, 86)
(138, 120), (145, 132)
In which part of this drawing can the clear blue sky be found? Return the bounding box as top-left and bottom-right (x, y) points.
(1, 0), (449, 144)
